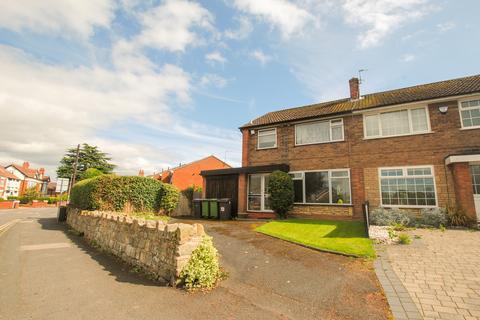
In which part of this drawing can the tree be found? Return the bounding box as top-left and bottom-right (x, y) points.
(56, 143), (115, 181)
(268, 171), (294, 219)
(80, 168), (104, 180)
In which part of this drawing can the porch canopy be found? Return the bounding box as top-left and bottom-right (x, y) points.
(200, 164), (289, 177)
(445, 152), (480, 165)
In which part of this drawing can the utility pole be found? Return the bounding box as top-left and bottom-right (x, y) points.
(67, 144), (81, 203)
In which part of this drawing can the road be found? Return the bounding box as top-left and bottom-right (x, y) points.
(0, 208), (389, 320)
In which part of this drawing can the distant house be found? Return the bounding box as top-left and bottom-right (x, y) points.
(5, 162), (50, 196)
(149, 155), (231, 190)
(0, 167), (21, 199)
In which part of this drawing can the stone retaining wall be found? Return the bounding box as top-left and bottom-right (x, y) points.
(67, 207), (205, 284)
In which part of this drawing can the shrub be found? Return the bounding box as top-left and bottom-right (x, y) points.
(446, 205), (475, 227)
(370, 208), (410, 226)
(7, 196), (19, 201)
(180, 236), (221, 290)
(398, 233), (411, 245)
(70, 175), (177, 214)
(80, 168), (104, 180)
(268, 171), (294, 219)
(159, 184), (180, 215)
(420, 207), (447, 228)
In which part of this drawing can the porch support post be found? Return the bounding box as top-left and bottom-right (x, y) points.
(238, 173), (247, 213)
(450, 163), (476, 220)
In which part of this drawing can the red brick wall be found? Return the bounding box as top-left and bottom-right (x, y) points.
(243, 99), (480, 218)
(170, 156), (230, 191)
(451, 163), (476, 219)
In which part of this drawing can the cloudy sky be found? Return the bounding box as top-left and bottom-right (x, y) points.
(0, 0), (479, 178)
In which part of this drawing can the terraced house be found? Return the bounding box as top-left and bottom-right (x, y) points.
(202, 75), (480, 221)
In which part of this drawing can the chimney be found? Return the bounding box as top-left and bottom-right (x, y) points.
(349, 77), (360, 100)
(39, 168), (45, 177)
(22, 161), (30, 169)
(138, 169), (144, 177)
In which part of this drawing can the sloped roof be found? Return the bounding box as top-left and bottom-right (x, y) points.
(9, 164), (38, 179)
(0, 167), (20, 180)
(241, 74), (480, 128)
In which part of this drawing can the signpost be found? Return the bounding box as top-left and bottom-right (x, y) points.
(55, 178), (70, 193)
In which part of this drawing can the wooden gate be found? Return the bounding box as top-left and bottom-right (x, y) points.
(205, 174), (238, 217)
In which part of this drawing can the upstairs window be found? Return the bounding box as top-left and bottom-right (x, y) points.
(460, 99), (480, 129)
(364, 107), (430, 138)
(257, 128), (277, 149)
(295, 119), (344, 145)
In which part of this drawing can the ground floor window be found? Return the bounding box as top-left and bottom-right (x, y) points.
(290, 169), (351, 204)
(248, 173), (271, 211)
(379, 166), (437, 207)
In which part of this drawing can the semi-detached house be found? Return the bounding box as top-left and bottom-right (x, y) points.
(201, 75), (480, 221)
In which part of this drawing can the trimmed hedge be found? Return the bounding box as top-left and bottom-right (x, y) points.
(70, 175), (180, 214)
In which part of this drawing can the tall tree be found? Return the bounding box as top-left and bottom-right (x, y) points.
(57, 143), (115, 181)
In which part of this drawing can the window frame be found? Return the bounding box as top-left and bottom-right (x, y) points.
(289, 169), (352, 205)
(257, 128), (277, 150)
(378, 165), (438, 208)
(294, 118), (345, 146)
(458, 96), (480, 130)
(247, 173), (273, 212)
(363, 105), (431, 139)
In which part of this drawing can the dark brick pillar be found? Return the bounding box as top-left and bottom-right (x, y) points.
(351, 167), (365, 218)
(451, 163), (476, 220)
(237, 173), (247, 213)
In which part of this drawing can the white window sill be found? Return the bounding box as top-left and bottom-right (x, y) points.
(294, 203), (353, 207)
(380, 205), (438, 209)
(294, 139), (345, 147)
(460, 126), (480, 131)
(363, 131), (434, 140)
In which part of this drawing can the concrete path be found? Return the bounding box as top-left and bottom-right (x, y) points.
(376, 228), (480, 320)
(0, 209), (389, 320)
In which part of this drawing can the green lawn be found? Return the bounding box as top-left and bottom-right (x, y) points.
(255, 219), (375, 258)
(130, 212), (170, 222)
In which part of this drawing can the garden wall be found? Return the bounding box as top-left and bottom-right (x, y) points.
(66, 207), (205, 284)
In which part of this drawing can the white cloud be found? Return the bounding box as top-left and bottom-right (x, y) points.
(0, 44), (242, 176)
(0, 0), (115, 38)
(342, 0), (434, 48)
(232, 0), (315, 38)
(250, 49), (272, 65)
(437, 21), (455, 33)
(136, 0), (213, 52)
(205, 51), (227, 65)
(200, 74), (228, 88)
(224, 16), (253, 40)
(401, 53), (415, 62)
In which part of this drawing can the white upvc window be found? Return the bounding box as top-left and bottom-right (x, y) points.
(379, 166), (437, 208)
(364, 106), (430, 138)
(247, 173), (272, 212)
(289, 169), (351, 205)
(257, 128), (277, 149)
(459, 98), (480, 129)
(295, 119), (344, 146)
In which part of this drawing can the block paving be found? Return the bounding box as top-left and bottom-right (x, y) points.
(375, 229), (480, 320)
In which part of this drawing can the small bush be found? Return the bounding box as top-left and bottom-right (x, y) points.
(180, 236), (221, 290)
(268, 171), (294, 219)
(159, 184), (180, 215)
(70, 175), (177, 214)
(398, 233), (411, 245)
(7, 196), (19, 200)
(446, 205), (475, 227)
(420, 207), (447, 228)
(370, 208), (410, 226)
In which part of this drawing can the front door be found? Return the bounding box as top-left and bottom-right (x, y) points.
(471, 165), (480, 220)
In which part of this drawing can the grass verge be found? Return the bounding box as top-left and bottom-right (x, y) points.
(255, 219), (375, 258)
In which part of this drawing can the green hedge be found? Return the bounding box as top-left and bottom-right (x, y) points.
(70, 175), (180, 214)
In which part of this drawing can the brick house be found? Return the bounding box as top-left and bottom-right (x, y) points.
(0, 167), (21, 199)
(201, 75), (480, 221)
(151, 155), (231, 191)
(5, 162), (50, 196)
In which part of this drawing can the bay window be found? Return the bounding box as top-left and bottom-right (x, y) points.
(295, 119), (344, 145)
(257, 128), (277, 149)
(364, 107), (430, 138)
(248, 174), (271, 211)
(290, 169), (351, 205)
(379, 166), (437, 207)
(459, 98), (480, 128)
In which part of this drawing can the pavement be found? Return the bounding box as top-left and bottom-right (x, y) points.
(375, 228), (480, 320)
(0, 208), (389, 320)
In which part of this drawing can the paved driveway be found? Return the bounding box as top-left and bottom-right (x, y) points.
(376, 228), (480, 320)
(0, 209), (390, 320)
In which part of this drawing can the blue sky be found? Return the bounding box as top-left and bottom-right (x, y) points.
(0, 0), (479, 177)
